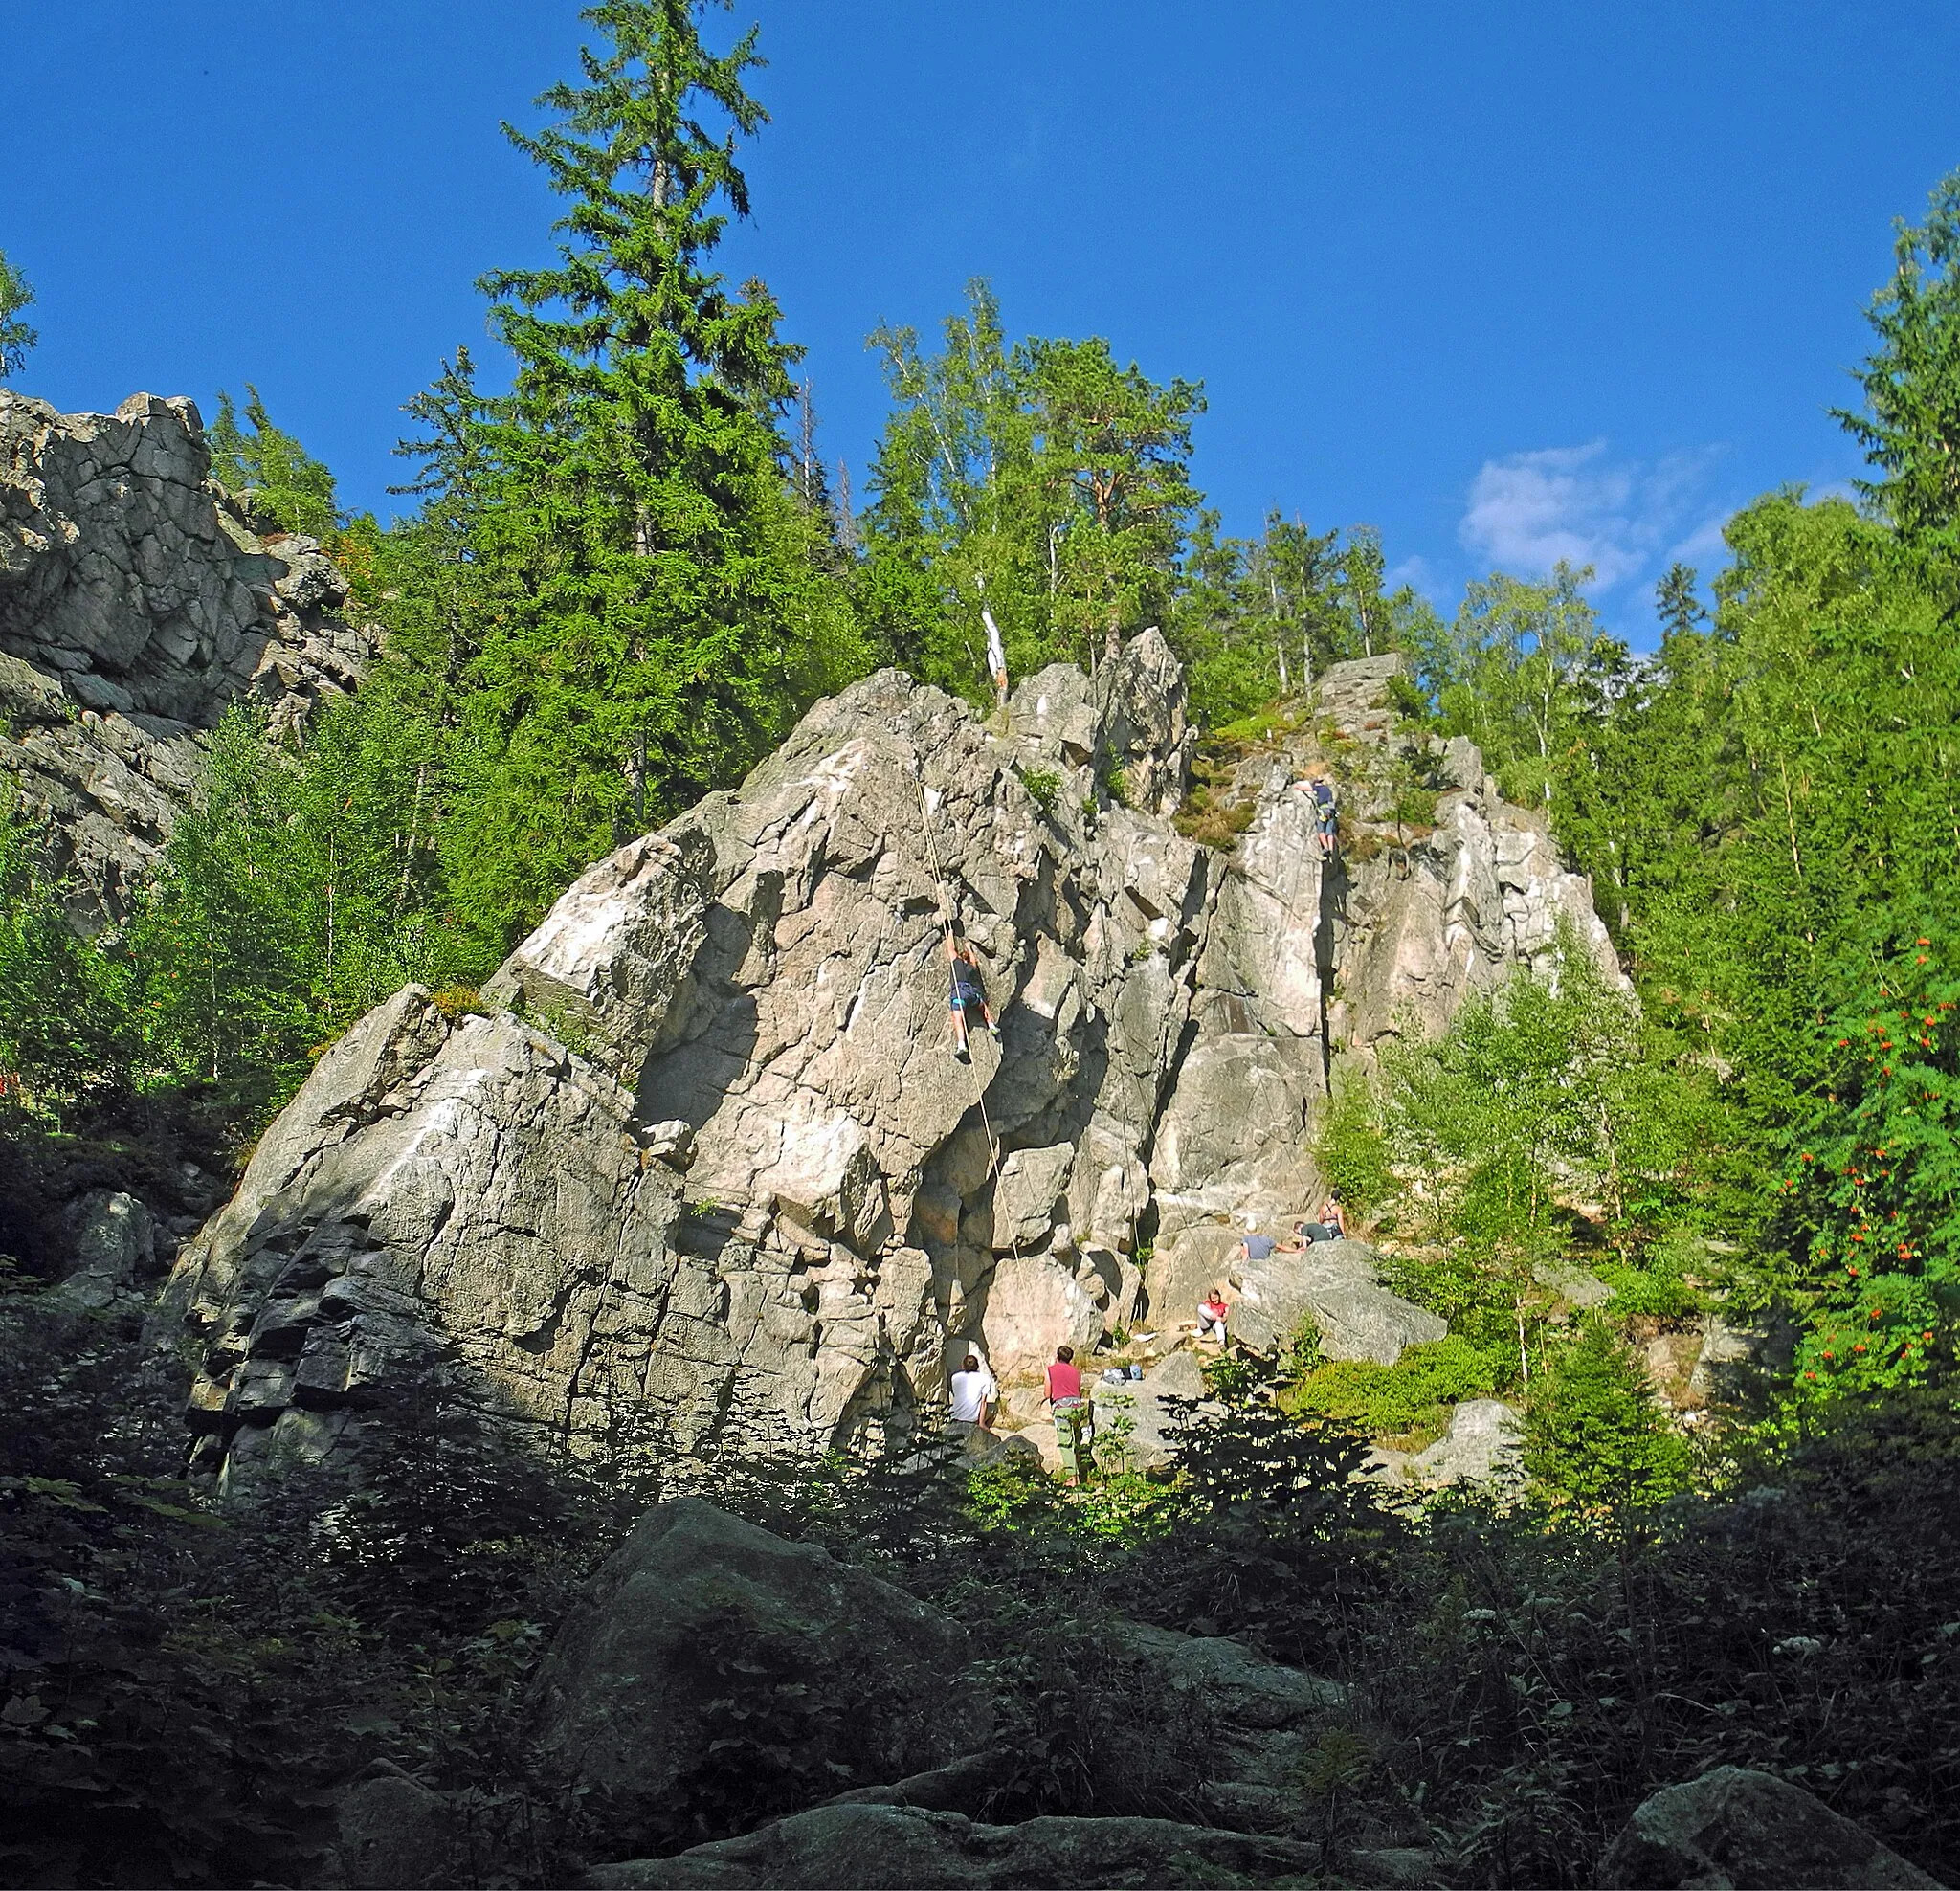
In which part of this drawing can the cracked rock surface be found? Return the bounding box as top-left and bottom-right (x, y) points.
(0, 391), (378, 927)
(156, 642), (1627, 1491)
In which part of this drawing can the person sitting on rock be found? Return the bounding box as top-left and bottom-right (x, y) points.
(948, 1351), (995, 1442)
(1196, 1287), (1230, 1348)
(1046, 1344), (1091, 1483)
(1295, 1192), (1348, 1244)
(1235, 1218), (1278, 1265)
(947, 936), (997, 1059)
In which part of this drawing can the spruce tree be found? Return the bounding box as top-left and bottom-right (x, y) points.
(208, 388), (341, 538)
(1838, 167), (1960, 579)
(0, 248), (35, 382)
(450, 0), (858, 941)
(1654, 561), (1705, 642)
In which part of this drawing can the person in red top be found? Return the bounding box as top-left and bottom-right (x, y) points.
(1046, 1345), (1090, 1483)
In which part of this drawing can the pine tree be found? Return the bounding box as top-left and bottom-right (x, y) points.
(0, 248), (35, 382)
(450, 0), (861, 940)
(1654, 561), (1705, 642)
(207, 388), (340, 538)
(1523, 1317), (1690, 1509)
(1837, 167), (1960, 578)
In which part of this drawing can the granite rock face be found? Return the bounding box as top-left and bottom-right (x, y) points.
(0, 391), (378, 927)
(157, 645), (1625, 1486)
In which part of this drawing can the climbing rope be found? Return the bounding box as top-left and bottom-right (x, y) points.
(915, 756), (1021, 1271)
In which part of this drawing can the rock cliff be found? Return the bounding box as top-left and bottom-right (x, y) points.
(0, 391), (378, 927)
(154, 636), (1625, 1494)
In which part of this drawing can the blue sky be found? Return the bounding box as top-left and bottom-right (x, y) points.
(5, 2), (1958, 643)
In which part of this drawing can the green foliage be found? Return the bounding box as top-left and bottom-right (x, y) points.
(0, 805), (144, 1107)
(1289, 1335), (1500, 1438)
(134, 699), (475, 1119)
(1523, 1316), (1691, 1509)
(0, 1288), (623, 1887)
(1312, 1066), (1396, 1216)
(1373, 931), (1641, 1264)
(1016, 766), (1060, 815)
(1837, 164), (1960, 578)
(0, 246), (35, 381)
(1172, 512), (1434, 727)
(416, 0), (868, 942)
(860, 278), (1205, 694)
(1404, 561), (1615, 815)
(1593, 1229), (1705, 1323)
(207, 387), (340, 538)
(1771, 934), (1960, 1399)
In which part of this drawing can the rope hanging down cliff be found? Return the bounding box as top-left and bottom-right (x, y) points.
(914, 761), (1020, 1270)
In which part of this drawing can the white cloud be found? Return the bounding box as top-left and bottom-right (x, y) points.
(1385, 553), (1437, 603)
(1666, 513), (1731, 565)
(1459, 440), (1726, 593)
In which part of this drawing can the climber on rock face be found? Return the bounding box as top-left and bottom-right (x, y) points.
(947, 936), (997, 1059)
(1291, 768), (1339, 860)
(1046, 1344), (1091, 1483)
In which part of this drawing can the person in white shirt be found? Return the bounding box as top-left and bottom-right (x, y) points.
(948, 1352), (995, 1432)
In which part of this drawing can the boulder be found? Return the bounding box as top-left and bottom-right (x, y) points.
(1409, 1399), (1522, 1486)
(987, 1143), (1075, 1251)
(1595, 1766), (1941, 1889)
(976, 1248), (1105, 1378)
(335, 1762), (460, 1891)
(531, 1498), (970, 1858)
(1227, 1239), (1445, 1367)
(1111, 1619), (1344, 1727)
(1148, 1032), (1322, 1237)
(1086, 1346), (1208, 1470)
(1534, 1260), (1614, 1310)
(56, 1190), (156, 1309)
(585, 1803), (1327, 1889)
(1106, 1621), (1353, 1834)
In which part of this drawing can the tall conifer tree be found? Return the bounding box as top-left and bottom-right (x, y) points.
(450, 0), (857, 939)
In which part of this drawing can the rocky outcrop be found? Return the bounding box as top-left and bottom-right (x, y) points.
(52, 1190), (158, 1310)
(530, 1498), (970, 1858)
(0, 392), (378, 926)
(1410, 1398), (1523, 1486)
(1595, 1766), (1942, 1889)
(156, 643), (1623, 1487)
(1147, 1228), (1444, 1371)
(335, 1762), (462, 1891)
(586, 1803), (1333, 1890)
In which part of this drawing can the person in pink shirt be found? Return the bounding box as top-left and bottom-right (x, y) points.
(1046, 1345), (1090, 1483)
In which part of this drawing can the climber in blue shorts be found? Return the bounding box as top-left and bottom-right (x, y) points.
(947, 935), (997, 1059)
(1292, 769), (1339, 860)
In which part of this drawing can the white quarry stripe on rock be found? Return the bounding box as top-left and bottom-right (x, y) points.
(521, 884), (663, 993)
(793, 737), (873, 800)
